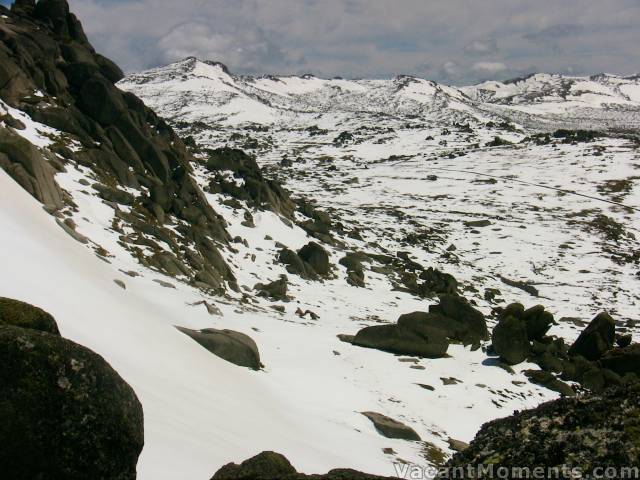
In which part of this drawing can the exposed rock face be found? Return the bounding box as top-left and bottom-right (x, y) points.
(0, 305), (144, 480)
(176, 326), (262, 370)
(211, 451), (398, 479)
(204, 147), (295, 218)
(447, 385), (640, 474)
(568, 312), (616, 360)
(0, 128), (64, 210)
(0, 296), (60, 334)
(0, 1), (237, 292)
(361, 411), (421, 441)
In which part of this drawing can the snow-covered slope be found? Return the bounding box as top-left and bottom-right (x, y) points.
(2, 35), (640, 480)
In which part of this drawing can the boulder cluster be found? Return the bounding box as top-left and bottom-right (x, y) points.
(0, 297), (144, 479)
(345, 294), (489, 358)
(491, 303), (639, 395)
(279, 241), (331, 280)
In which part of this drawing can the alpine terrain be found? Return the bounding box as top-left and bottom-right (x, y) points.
(1, 1), (639, 479)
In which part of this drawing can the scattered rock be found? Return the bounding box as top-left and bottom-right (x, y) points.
(361, 411), (421, 441)
(524, 369), (575, 396)
(447, 438), (469, 452)
(255, 275), (288, 301)
(352, 323), (449, 358)
(176, 326), (262, 370)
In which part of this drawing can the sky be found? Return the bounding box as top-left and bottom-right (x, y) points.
(3, 0), (640, 84)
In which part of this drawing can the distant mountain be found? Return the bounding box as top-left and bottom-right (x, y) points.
(120, 58), (640, 131)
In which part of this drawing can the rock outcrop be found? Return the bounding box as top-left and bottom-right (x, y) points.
(446, 385), (640, 475)
(0, 0), (237, 292)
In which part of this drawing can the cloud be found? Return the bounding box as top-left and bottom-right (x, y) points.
(64, 0), (640, 84)
(464, 38), (499, 54)
(472, 62), (508, 74)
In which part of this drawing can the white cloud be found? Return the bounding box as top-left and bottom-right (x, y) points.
(472, 62), (508, 73)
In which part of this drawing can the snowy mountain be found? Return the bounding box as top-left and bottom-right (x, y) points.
(2, 3), (640, 480)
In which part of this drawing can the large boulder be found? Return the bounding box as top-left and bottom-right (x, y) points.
(361, 411), (421, 441)
(177, 326), (262, 370)
(0, 297), (60, 335)
(297, 242), (330, 276)
(0, 325), (144, 480)
(568, 312), (616, 360)
(397, 311), (461, 342)
(447, 384), (640, 471)
(428, 294), (489, 345)
(352, 323), (449, 358)
(492, 315), (530, 365)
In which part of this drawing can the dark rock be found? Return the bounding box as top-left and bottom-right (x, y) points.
(0, 297), (60, 335)
(429, 294), (489, 345)
(492, 315), (530, 365)
(524, 369), (575, 397)
(616, 333), (632, 348)
(522, 305), (555, 340)
(213, 451), (297, 479)
(568, 312), (616, 360)
(278, 248), (316, 280)
(210, 451), (397, 480)
(600, 344), (640, 377)
(0, 128), (64, 210)
(255, 275), (288, 301)
(0, 325), (144, 480)
(447, 384), (640, 472)
(176, 326), (262, 370)
(298, 242), (330, 276)
(352, 323), (449, 358)
(361, 411), (421, 441)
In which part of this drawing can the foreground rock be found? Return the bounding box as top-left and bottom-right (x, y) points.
(0, 296), (60, 334)
(212, 451), (397, 479)
(361, 411), (421, 441)
(447, 384), (640, 473)
(177, 326), (262, 370)
(0, 299), (143, 480)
